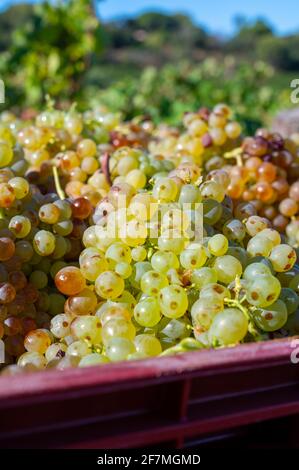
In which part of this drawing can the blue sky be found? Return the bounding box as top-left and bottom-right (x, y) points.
(1, 0), (299, 35)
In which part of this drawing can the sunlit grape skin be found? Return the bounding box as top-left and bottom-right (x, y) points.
(55, 266), (86, 296)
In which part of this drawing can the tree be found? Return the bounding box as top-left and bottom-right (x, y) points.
(227, 18), (273, 54)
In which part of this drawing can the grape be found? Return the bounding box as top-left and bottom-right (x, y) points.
(200, 283), (230, 302)
(208, 234), (228, 256)
(279, 288), (299, 315)
(102, 317), (135, 344)
(45, 343), (67, 363)
(50, 314), (72, 339)
(9, 215), (31, 238)
(55, 266), (86, 296)
(39, 203), (60, 224)
(252, 300), (288, 331)
(269, 244), (296, 272)
(0, 237), (15, 261)
(24, 329), (52, 354)
(71, 315), (102, 343)
(134, 334), (162, 357)
(246, 275), (281, 307)
(95, 271), (125, 299)
(151, 250), (179, 273)
(243, 262), (271, 280)
(9, 177), (29, 199)
(213, 255), (242, 284)
(191, 267), (217, 289)
(134, 297), (161, 327)
(152, 177), (178, 202)
(65, 288), (97, 316)
(191, 297), (223, 331)
(247, 235), (273, 258)
(180, 243), (207, 269)
(79, 354), (109, 367)
(159, 285), (188, 318)
(66, 340), (91, 358)
(18, 352), (46, 369)
(106, 337), (135, 362)
(223, 219), (246, 242)
(208, 308), (248, 345)
(33, 230), (56, 256)
(0, 141), (13, 167)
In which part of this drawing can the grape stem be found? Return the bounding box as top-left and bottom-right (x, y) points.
(101, 152), (112, 186)
(52, 166), (65, 200)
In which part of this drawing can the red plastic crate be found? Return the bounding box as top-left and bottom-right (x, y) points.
(0, 337), (299, 448)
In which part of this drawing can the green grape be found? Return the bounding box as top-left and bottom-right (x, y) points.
(269, 244), (297, 272)
(79, 248), (109, 282)
(29, 270), (48, 290)
(259, 228), (281, 246)
(246, 275), (281, 307)
(95, 271), (125, 299)
(202, 199), (223, 225)
(243, 262), (272, 281)
(158, 230), (185, 254)
(179, 184), (201, 205)
(223, 219), (246, 242)
(200, 180), (225, 203)
(9, 177), (29, 199)
(50, 314), (72, 338)
(115, 262), (132, 279)
(0, 141), (13, 167)
(226, 247), (249, 269)
(134, 334), (162, 357)
(289, 274), (299, 294)
(53, 220), (73, 236)
(102, 318), (136, 345)
(129, 261), (152, 288)
(200, 283), (230, 302)
(159, 317), (190, 340)
(279, 288), (299, 315)
(245, 216), (269, 237)
(208, 308), (248, 345)
(9, 215), (31, 238)
(106, 337), (136, 362)
(37, 258), (52, 274)
(252, 300), (288, 331)
(180, 243), (207, 269)
(191, 297), (223, 331)
(33, 230), (56, 256)
(50, 261), (67, 279)
(53, 200), (72, 220)
(39, 203), (60, 224)
(151, 250), (179, 273)
(159, 285), (188, 318)
(51, 235), (68, 259)
(208, 234), (228, 256)
(131, 246), (147, 262)
(48, 293), (66, 316)
(213, 255), (242, 284)
(191, 267), (217, 289)
(79, 354), (110, 367)
(17, 352), (46, 369)
(105, 242), (132, 264)
(134, 297), (161, 327)
(140, 270), (168, 296)
(45, 343), (67, 363)
(71, 315), (102, 343)
(152, 177), (178, 202)
(66, 340), (91, 358)
(246, 235), (273, 258)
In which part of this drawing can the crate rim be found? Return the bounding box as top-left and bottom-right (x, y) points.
(0, 336), (297, 403)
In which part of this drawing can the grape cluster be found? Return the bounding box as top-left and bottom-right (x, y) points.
(214, 130), (299, 245)
(0, 103), (298, 376)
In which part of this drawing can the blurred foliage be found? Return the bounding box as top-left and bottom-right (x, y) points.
(87, 58), (290, 132)
(0, 1), (297, 131)
(0, 0), (102, 106)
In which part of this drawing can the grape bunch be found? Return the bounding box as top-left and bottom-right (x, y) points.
(0, 103), (298, 376)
